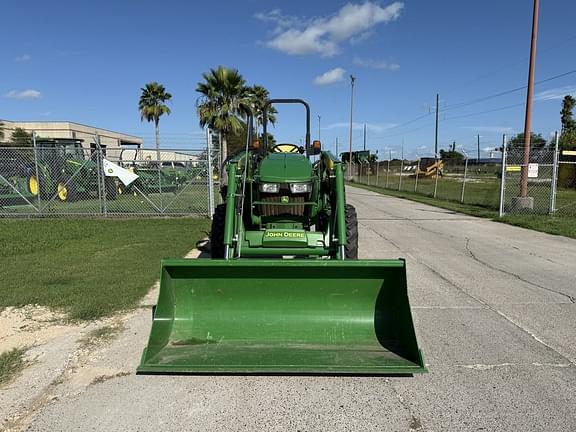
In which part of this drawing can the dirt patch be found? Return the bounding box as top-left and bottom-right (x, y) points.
(0, 305), (71, 353)
(79, 322), (125, 350)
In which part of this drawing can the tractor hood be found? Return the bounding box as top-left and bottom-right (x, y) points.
(258, 153), (312, 183)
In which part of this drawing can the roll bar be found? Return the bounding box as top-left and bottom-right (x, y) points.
(262, 99), (311, 156)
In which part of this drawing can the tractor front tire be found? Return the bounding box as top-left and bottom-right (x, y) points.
(210, 203), (226, 258)
(344, 204), (358, 259)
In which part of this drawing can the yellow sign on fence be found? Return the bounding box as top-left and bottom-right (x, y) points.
(562, 150), (576, 156)
(506, 165), (521, 172)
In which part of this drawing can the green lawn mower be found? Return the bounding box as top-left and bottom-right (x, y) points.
(139, 99), (425, 375)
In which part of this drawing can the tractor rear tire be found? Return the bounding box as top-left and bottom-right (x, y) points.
(210, 203), (226, 258)
(344, 204), (358, 259)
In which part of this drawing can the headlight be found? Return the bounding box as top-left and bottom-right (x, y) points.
(259, 183), (280, 193)
(289, 182), (312, 194)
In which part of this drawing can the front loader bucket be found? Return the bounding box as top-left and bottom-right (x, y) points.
(138, 259), (426, 374)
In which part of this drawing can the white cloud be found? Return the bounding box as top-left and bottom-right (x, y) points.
(314, 68), (346, 85)
(353, 57), (400, 71)
(14, 54), (31, 62)
(258, 2), (404, 56)
(535, 85), (576, 101)
(4, 89), (42, 100)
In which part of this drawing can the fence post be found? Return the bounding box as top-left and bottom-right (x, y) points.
(367, 162), (370, 186)
(498, 134), (507, 217)
(157, 150), (163, 214)
(460, 158), (468, 203)
(32, 132), (42, 214)
(549, 131), (559, 215)
(94, 134), (108, 216)
(386, 158), (390, 188)
(433, 156), (439, 198)
(414, 158), (420, 192)
(207, 129), (215, 218)
(398, 158), (404, 191)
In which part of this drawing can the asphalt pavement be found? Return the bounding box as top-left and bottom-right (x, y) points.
(8, 186), (576, 431)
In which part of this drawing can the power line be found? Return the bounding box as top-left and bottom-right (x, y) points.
(372, 122), (434, 139)
(367, 68), (576, 139)
(441, 68), (576, 112)
(443, 33), (576, 97)
(444, 102), (525, 121)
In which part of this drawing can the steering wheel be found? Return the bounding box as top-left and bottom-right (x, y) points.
(272, 143), (302, 154)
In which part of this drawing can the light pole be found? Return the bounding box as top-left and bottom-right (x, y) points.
(318, 115), (321, 141)
(434, 93), (439, 158)
(477, 134), (481, 162)
(348, 75), (356, 166)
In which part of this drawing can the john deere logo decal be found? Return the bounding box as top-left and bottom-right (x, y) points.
(264, 231), (305, 239)
(281, 196), (289, 203)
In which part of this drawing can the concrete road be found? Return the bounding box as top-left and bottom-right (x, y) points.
(8, 186), (576, 431)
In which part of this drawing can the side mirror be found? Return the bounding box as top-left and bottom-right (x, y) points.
(311, 140), (321, 155)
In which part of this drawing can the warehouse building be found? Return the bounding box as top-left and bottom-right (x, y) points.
(0, 120), (142, 151)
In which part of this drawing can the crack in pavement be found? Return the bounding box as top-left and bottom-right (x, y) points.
(384, 378), (427, 432)
(418, 260), (576, 367)
(465, 237), (576, 304)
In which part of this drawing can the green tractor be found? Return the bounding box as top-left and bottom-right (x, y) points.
(116, 150), (187, 195)
(0, 147), (37, 205)
(32, 138), (116, 202)
(139, 99), (425, 375)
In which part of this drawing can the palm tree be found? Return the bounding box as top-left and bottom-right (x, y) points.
(248, 85), (277, 133)
(196, 66), (249, 161)
(138, 82), (172, 161)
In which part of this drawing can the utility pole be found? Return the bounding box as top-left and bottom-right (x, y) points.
(363, 123), (367, 151)
(518, 0), (539, 208)
(434, 93), (439, 158)
(348, 75), (356, 166)
(477, 134), (480, 162)
(452, 141), (456, 152)
(318, 115), (321, 141)
(335, 137), (339, 155)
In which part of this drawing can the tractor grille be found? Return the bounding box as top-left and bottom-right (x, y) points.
(259, 195), (306, 217)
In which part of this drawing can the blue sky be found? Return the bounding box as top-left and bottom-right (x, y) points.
(2, 0), (576, 159)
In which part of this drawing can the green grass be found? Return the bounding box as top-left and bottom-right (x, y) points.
(0, 186), (218, 216)
(364, 173), (500, 209)
(499, 214), (576, 238)
(0, 347), (28, 386)
(0, 218), (210, 320)
(350, 182), (576, 239)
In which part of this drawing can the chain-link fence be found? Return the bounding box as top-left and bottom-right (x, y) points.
(348, 156), (502, 211)
(0, 143), (218, 217)
(348, 133), (576, 218)
(501, 145), (555, 215)
(555, 152), (576, 217)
